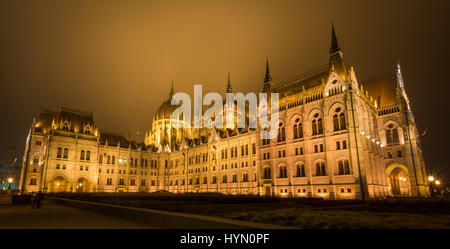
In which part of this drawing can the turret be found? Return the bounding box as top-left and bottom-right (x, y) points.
(263, 58), (273, 93)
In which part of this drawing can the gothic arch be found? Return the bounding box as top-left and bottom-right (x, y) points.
(386, 163), (411, 196)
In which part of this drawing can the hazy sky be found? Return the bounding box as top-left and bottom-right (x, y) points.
(1, 0), (449, 177)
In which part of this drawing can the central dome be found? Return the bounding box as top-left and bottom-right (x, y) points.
(155, 99), (179, 120)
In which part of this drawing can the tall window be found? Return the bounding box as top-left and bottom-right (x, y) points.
(333, 108), (347, 131)
(243, 173), (249, 182)
(80, 150), (85, 160)
(232, 174), (237, 183)
(63, 148), (68, 159)
(263, 167), (271, 179)
(111, 156), (115, 164)
(252, 143), (256, 154)
(386, 124), (399, 144)
(57, 147), (62, 158)
(29, 178), (37, 185)
(277, 123), (286, 142)
(99, 155), (103, 163)
(296, 164), (306, 177)
(338, 159), (351, 175)
(311, 113), (323, 135)
(315, 162), (327, 176)
(293, 118), (303, 139)
(279, 166), (287, 178)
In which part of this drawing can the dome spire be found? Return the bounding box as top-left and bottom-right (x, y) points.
(226, 72), (233, 93)
(264, 57), (272, 83)
(169, 80), (174, 98)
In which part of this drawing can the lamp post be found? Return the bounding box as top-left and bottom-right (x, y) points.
(428, 176), (435, 197)
(7, 178), (13, 194)
(428, 176), (442, 197)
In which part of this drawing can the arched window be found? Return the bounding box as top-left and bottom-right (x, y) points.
(232, 174), (237, 183)
(296, 164), (306, 177)
(333, 114), (340, 131)
(130, 158), (133, 166)
(277, 122), (286, 142)
(57, 147), (62, 158)
(311, 113), (323, 135)
(293, 118), (303, 139)
(80, 150), (85, 160)
(344, 160), (350, 174)
(386, 124), (399, 144)
(263, 167), (271, 179)
(111, 156), (115, 164)
(318, 118), (323, 134)
(386, 129), (393, 144)
(279, 166), (287, 178)
(315, 162), (327, 176)
(333, 108), (346, 131)
(107, 155), (111, 164)
(99, 155), (103, 163)
(29, 177), (37, 185)
(338, 160), (351, 175)
(86, 150), (90, 161)
(63, 148), (68, 159)
(392, 128), (399, 143)
(339, 113), (346, 130)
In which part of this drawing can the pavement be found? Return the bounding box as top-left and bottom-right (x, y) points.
(0, 199), (291, 229)
(0, 200), (156, 229)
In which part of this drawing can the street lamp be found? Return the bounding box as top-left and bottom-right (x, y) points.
(6, 178), (13, 193)
(435, 180), (440, 185)
(428, 176), (436, 197)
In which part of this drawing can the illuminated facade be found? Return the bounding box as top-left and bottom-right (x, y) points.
(19, 26), (430, 199)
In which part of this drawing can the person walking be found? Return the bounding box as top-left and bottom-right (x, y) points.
(31, 191), (44, 209)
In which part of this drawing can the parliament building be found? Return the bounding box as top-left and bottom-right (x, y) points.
(19, 26), (430, 199)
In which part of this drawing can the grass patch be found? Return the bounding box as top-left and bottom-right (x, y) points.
(48, 192), (450, 229)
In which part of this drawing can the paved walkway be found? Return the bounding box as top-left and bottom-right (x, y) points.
(0, 200), (156, 229)
(0, 199), (290, 229)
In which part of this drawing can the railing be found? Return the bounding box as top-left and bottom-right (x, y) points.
(378, 104), (400, 116)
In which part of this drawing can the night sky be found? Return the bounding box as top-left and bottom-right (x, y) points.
(0, 0), (449, 179)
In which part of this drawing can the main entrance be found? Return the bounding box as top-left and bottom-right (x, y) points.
(76, 178), (87, 192)
(52, 177), (66, 192)
(387, 165), (410, 196)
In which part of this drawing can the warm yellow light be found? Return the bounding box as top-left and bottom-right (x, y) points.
(56, 183), (60, 186)
(79, 183), (82, 186)
(7, 178), (13, 183)
(435, 180), (440, 185)
(428, 176), (435, 182)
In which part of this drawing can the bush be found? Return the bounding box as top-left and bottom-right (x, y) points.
(11, 194), (32, 204)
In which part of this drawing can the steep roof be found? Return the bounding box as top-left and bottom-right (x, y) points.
(273, 65), (329, 97)
(362, 73), (399, 108)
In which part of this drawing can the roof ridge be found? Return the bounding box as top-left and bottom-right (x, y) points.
(275, 64), (329, 89)
(60, 106), (93, 116)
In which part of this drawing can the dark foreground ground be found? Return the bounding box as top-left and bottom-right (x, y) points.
(0, 198), (282, 229)
(48, 193), (450, 229)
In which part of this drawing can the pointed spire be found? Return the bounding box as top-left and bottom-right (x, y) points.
(169, 80), (174, 98)
(396, 63), (404, 90)
(330, 22), (340, 54)
(264, 57), (272, 83)
(226, 72), (233, 93)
